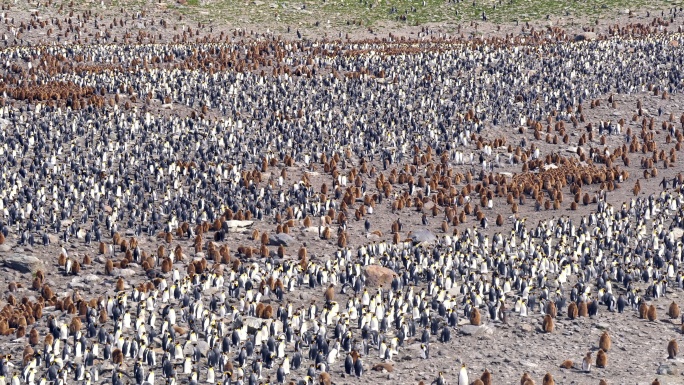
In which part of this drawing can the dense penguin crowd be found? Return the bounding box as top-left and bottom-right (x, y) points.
(1, 3), (684, 385)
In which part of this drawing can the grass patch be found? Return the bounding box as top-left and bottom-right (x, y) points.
(180, 0), (684, 27)
(61, 0), (684, 31)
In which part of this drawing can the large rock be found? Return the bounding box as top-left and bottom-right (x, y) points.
(113, 268), (136, 277)
(410, 229), (436, 244)
(69, 274), (103, 289)
(460, 324), (493, 336)
(69, 279), (87, 289)
(364, 265), (396, 287)
(269, 233), (295, 247)
(657, 364), (677, 375)
(242, 316), (283, 334)
(183, 340), (210, 357)
(2, 254), (43, 273)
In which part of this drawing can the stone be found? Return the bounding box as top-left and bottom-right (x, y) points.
(84, 274), (101, 282)
(196, 340), (210, 356)
(2, 254), (43, 273)
(68, 279), (87, 289)
(409, 229), (437, 244)
(673, 228), (684, 240)
(460, 324), (492, 336)
(269, 233), (295, 246)
(657, 364), (676, 375)
(364, 265), (396, 287)
(113, 268), (136, 277)
(520, 323), (534, 332)
(242, 316), (283, 334)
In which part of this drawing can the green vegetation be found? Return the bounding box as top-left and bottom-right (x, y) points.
(172, 0), (684, 29)
(63, 0), (684, 32)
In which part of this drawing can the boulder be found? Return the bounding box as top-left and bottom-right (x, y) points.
(410, 229), (436, 244)
(68, 278), (87, 289)
(113, 268), (136, 277)
(460, 324), (493, 336)
(242, 316), (283, 334)
(364, 265), (396, 287)
(183, 340), (210, 357)
(2, 254), (43, 273)
(84, 274), (101, 283)
(269, 233), (295, 247)
(657, 364), (676, 375)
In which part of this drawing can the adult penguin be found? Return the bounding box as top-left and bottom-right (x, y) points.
(439, 325), (451, 343)
(354, 356), (363, 377)
(291, 349), (302, 370)
(616, 294), (627, 313)
(344, 353), (353, 375)
(458, 364), (469, 385)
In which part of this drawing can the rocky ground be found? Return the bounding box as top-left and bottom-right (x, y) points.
(1, 2), (684, 385)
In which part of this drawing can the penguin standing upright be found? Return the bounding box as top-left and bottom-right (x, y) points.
(354, 357), (363, 377)
(344, 353), (353, 375)
(458, 364), (469, 385)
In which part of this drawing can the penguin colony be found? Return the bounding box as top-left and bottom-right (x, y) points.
(1, 2), (684, 385)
